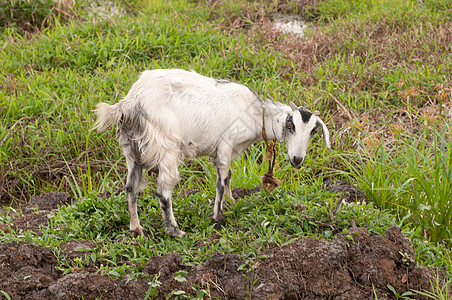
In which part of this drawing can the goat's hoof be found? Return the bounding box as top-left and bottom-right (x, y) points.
(131, 225), (145, 236)
(166, 226), (186, 238)
(213, 218), (226, 229)
(223, 198), (236, 207)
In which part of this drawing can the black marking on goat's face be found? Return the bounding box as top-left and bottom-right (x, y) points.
(299, 108), (313, 123)
(286, 115), (295, 134)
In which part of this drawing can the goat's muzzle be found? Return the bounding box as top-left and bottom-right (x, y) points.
(290, 156), (304, 169)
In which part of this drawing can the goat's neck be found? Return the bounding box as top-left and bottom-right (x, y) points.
(260, 100), (291, 141)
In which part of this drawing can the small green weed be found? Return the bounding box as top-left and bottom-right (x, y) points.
(413, 274), (451, 300)
(387, 284), (415, 299)
(0, 290), (11, 300)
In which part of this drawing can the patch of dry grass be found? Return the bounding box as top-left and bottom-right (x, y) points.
(220, 1), (451, 143)
(0, 0), (75, 35)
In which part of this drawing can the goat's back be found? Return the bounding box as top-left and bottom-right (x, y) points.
(123, 69), (263, 144)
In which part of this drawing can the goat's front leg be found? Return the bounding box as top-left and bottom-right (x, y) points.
(157, 155), (185, 238)
(224, 169), (235, 205)
(213, 157), (232, 227)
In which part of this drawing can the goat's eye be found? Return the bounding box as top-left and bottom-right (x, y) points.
(286, 116), (295, 132)
(287, 123), (294, 131)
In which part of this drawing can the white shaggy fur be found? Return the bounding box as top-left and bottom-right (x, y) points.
(94, 69), (331, 237)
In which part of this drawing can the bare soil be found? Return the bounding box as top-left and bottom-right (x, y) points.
(0, 188), (444, 300)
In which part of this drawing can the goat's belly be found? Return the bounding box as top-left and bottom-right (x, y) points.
(180, 142), (216, 159)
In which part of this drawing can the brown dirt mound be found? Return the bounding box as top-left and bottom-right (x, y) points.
(161, 225), (437, 299)
(0, 191), (444, 299)
(0, 226), (438, 299)
(0, 243), (149, 299)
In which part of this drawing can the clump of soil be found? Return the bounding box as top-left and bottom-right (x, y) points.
(232, 186), (262, 199)
(0, 190), (445, 299)
(23, 192), (73, 213)
(324, 179), (368, 203)
(13, 192), (73, 236)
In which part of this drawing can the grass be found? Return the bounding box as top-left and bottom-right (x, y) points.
(0, 0), (58, 33)
(1, 0), (451, 297)
(2, 183), (398, 277)
(341, 121), (452, 245)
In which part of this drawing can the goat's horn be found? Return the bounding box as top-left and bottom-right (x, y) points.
(313, 110), (320, 116)
(289, 101), (298, 111)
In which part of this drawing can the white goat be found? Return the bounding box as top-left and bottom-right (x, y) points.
(94, 69), (331, 237)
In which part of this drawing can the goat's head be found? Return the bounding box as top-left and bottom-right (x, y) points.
(272, 102), (331, 169)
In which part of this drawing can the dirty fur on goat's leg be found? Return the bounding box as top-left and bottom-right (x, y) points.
(213, 156), (231, 227)
(213, 173), (225, 227)
(127, 193), (144, 235)
(157, 155), (185, 238)
(156, 190), (184, 237)
(125, 162), (145, 235)
(223, 169), (234, 205)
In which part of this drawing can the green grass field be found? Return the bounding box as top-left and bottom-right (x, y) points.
(1, 0), (451, 297)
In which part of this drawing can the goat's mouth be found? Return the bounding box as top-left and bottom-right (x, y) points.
(290, 156), (304, 169)
(290, 162), (302, 169)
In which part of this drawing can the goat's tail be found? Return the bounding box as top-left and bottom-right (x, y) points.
(93, 102), (121, 131)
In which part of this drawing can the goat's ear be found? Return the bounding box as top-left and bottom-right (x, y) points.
(316, 117), (331, 149)
(272, 112), (288, 143)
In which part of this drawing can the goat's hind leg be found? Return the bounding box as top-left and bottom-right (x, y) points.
(125, 159), (145, 235)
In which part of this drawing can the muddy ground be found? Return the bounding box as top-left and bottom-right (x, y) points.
(0, 184), (444, 299)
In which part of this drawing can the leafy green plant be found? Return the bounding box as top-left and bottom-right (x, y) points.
(340, 122), (452, 246)
(387, 284), (415, 299)
(144, 274), (161, 300)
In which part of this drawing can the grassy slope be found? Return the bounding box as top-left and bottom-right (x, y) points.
(1, 0), (451, 292)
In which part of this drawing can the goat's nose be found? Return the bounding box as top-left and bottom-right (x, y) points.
(291, 156), (304, 168)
